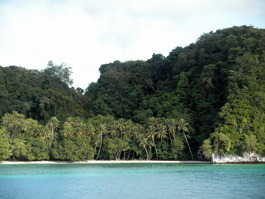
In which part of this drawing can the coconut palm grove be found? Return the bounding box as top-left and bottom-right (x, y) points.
(0, 26), (264, 161)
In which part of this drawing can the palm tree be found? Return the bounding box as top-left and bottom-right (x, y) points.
(156, 123), (167, 149)
(96, 123), (107, 160)
(147, 125), (158, 160)
(76, 121), (88, 138)
(138, 136), (149, 160)
(148, 117), (158, 128)
(47, 117), (59, 147)
(39, 125), (50, 139)
(87, 123), (96, 138)
(117, 118), (126, 139)
(156, 123), (167, 143)
(166, 118), (177, 140)
(123, 120), (133, 138)
(126, 123), (141, 160)
(109, 123), (118, 138)
(61, 122), (72, 138)
(177, 118), (194, 160)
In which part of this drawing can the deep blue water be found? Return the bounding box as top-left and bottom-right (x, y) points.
(0, 163), (265, 199)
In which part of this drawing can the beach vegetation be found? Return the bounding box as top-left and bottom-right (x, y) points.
(0, 26), (264, 161)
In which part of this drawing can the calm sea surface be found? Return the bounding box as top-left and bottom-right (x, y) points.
(0, 163), (265, 199)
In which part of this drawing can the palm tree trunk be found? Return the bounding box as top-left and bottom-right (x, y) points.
(153, 139), (158, 160)
(127, 151), (131, 160)
(182, 131), (194, 160)
(50, 128), (54, 148)
(93, 145), (97, 159)
(96, 133), (103, 160)
(169, 134), (172, 146)
(144, 146), (149, 160)
(115, 151), (119, 160)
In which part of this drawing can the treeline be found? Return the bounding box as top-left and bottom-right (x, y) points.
(0, 112), (193, 161)
(0, 26), (265, 161)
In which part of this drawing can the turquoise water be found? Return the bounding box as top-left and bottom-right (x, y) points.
(0, 163), (265, 199)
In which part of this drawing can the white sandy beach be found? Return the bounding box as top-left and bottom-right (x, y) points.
(0, 160), (211, 164)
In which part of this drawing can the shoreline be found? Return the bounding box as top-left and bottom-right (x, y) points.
(0, 160), (211, 165)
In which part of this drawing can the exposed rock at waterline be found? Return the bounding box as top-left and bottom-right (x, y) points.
(212, 152), (265, 163)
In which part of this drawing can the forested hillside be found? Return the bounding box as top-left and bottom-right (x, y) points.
(0, 61), (89, 123)
(0, 26), (264, 161)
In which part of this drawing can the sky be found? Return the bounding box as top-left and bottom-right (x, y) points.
(0, 0), (264, 89)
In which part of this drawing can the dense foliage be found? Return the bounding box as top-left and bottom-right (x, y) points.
(0, 61), (89, 123)
(0, 26), (264, 161)
(0, 112), (192, 161)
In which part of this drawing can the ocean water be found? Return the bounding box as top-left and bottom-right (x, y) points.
(0, 163), (265, 199)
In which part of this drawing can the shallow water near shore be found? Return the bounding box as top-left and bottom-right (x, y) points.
(0, 163), (265, 199)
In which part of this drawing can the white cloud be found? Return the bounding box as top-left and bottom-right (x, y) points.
(0, 0), (264, 88)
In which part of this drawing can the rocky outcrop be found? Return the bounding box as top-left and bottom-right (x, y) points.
(212, 152), (265, 163)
